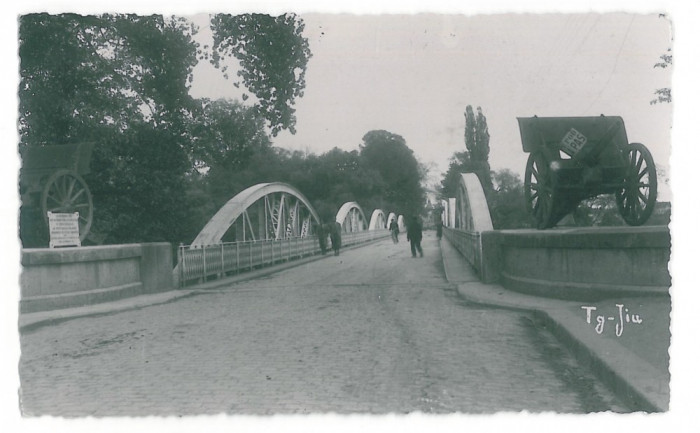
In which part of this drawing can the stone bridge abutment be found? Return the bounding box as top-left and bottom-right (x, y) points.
(441, 173), (671, 301)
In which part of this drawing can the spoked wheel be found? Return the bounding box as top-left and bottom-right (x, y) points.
(615, 143), (657, 226)
(41, 169), (94, 241)
(524, 153), (556, 229)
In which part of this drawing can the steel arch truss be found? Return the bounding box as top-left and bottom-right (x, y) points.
(335, 202), (367, 233)
(368, 209), (386, 230)
(191, 182), (321, 247)
(455, 173), (493, 232)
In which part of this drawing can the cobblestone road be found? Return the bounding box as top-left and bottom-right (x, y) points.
(19, 233), (626, 416)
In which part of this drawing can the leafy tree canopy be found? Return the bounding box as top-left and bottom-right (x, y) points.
(188, 98), (272, 172)
(18, 13), (202, 247)
(440, 105), (536, 229)
(19, 13), (200, 147)
(210, 13), (312, 136)
(651, 48), (672, 105)
(18, 12), (313, 247)
(360, 130), (425, 216)
(490, 169), (531, 229)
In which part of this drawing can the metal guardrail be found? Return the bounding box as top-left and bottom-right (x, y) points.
(177, 229), (391, 287)
(442, 226), (482, 275)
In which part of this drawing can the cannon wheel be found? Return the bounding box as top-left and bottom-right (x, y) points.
(615, 142), (657, 226)
(41, 169), (94, 241)
(524, 153), (556, 229)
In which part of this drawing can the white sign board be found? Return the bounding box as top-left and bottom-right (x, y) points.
(560, 127), (588, 156)
(48, 212), (81, 248)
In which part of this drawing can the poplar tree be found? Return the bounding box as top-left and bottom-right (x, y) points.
(463, 105), (493, 194)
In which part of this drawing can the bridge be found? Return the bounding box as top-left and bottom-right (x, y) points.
(20, 173), (670, 308)
(169, 175), (669, 300)
(18, 172), (672, 414)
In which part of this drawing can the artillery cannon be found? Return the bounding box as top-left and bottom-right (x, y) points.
(518, 115), (657, 229)
(19, 142), (94, 243)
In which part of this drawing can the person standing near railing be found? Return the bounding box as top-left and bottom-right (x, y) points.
(317, 222), (328, 255)
(329, 221), (342, 256)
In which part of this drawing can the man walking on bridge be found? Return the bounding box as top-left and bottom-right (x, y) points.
(406, 215), (423, 258)
(389, 218), (399, 244)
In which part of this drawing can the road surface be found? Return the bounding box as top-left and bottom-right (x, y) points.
(19, 233), (627, 415)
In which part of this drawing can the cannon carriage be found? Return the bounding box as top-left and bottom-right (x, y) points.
(518, 115), (657, 229)
(19, 142), (94, 243)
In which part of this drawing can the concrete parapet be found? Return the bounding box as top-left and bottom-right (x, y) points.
(441, 227), (481, 276)
(493, 226), (671, 301)
(445, 226), (671, 301)
(479, 230), (503, 283)
(20, 243), (174, 313)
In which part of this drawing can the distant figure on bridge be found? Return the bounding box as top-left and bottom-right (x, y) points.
(406, 216), (423, 258)
(317, 223), (328, 255)
(389, 218), (399, 244)
(436, 218), (443, 240)
(329, 222), (342, 256)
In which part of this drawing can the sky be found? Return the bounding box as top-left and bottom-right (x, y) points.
(2, 1), (699, 433)
(188, 11), (674, 199)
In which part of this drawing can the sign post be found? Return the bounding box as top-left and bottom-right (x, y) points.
(48, 212), (81, 248)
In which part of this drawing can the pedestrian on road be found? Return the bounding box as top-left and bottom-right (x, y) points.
(436, 218), (443, 240)
(329, 221), (342, 256)
(389, 218), (399, 244)
(406, 215), (423, 258)
(317, 222), (328, 255)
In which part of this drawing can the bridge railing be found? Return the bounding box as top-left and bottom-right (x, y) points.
(442, 226), (483, 276)
(177, 229), (390, 287)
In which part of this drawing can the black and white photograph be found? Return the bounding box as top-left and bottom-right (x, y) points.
(3, 1), (699, 432)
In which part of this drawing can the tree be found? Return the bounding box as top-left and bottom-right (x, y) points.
(18, 13), (201, 247)
(440, 151), (472, 199)
(19, 12), (315, 247)
(19, 13), (200, 147)
(442, 106), (494, 199)
(188, 98), (272, 172)
(209, 13), (312, 136)
(650, 48), (672, 105)
(175, 98), (277, 240)
(441, 105), (500, 222)
(359, 130), (425, 216)
(87, 124), (193, 244)
(489, 169), (532, 229)
(463, 105), (494, 193)
(270, 147), (386, 224)
(439, 106), (536, 229)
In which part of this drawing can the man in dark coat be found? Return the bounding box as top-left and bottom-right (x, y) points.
(389, 218), (399, 244)
(317, 222), (328, 254)
(406, 215), (423, 258)
(329, 221), (342, 256)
